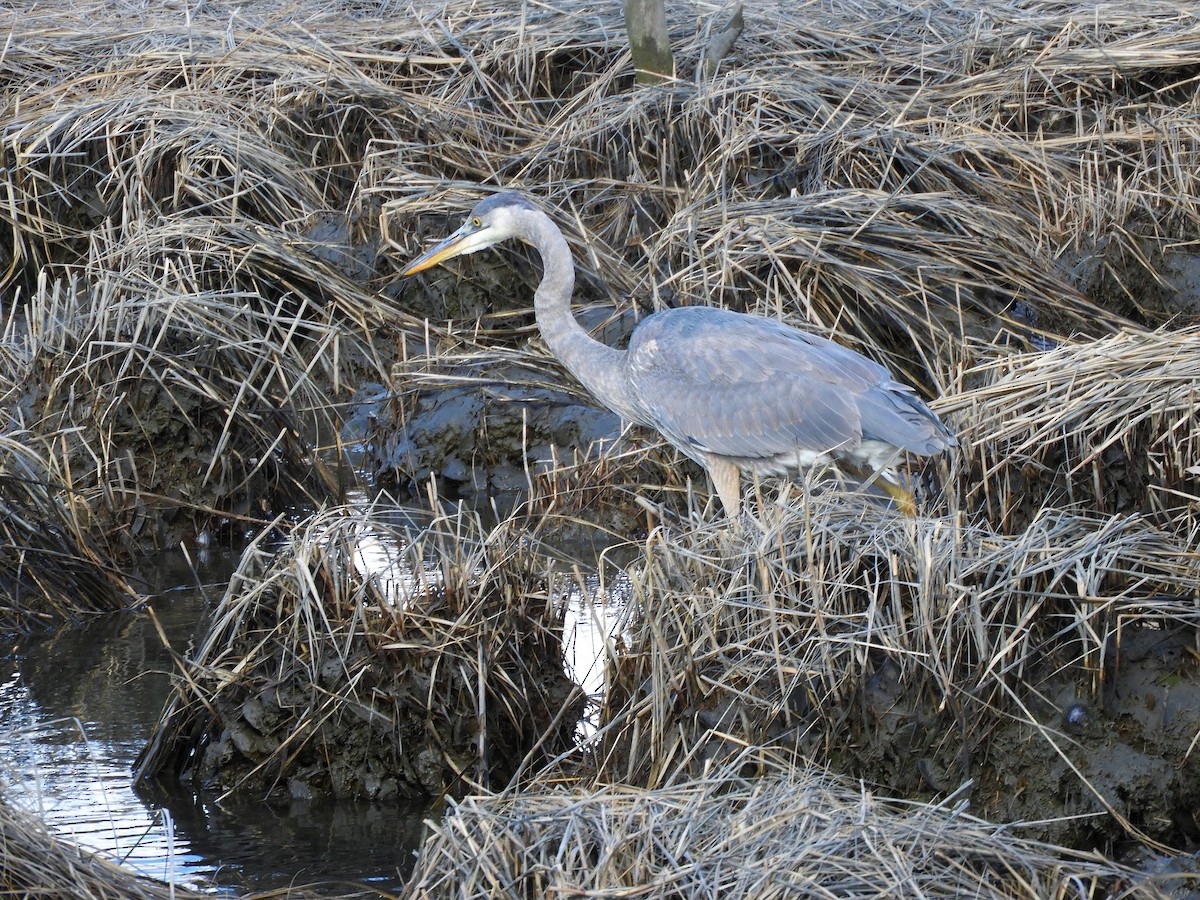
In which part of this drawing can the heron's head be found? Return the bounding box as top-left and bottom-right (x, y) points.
(402, 192), (538, 275)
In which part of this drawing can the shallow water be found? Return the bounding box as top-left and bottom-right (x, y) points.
(0, 549), (430, 894)
(0, 529), (626, 894)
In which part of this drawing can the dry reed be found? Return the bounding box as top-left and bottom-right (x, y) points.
(135, 499), (584, 800)
(0, 792), (209, 900)
(0, 433), (138, 630)
(945, 327), (1200, 530)
(586, 483), (1200, 846)
(405, 755), (1171, 899)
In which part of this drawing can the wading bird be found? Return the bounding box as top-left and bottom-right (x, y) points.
(402, 192), (955, 516)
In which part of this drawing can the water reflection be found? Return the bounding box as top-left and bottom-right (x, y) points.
(137, 780), (430, 894)
(562, 568), (631, 736)
(0, 548), (430, 894)
(0, 517), (633, 894)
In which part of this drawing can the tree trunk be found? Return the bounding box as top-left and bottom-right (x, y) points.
(622, 0), (674, 84)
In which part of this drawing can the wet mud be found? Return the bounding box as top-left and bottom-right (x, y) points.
(852, 623), (1200, 851)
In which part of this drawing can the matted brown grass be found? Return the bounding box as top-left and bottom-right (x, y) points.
(2, 0), (1200, 894)
(582, 482), (1200, 844)
(945, 327), (1200, 530)
(134, 498), (585, 801)
(404, 755), (1171, 899)
(0, 433), (139, 631)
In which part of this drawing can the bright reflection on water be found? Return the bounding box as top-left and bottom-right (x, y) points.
(0, 549), (429, 894)
(332, 501), (633, 734)
(563, 568), (631, 734)
(342, 511), (444, 609)
(0, 519), (630, 895)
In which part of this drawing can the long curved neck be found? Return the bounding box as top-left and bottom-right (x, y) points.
(517, 208), (640, 421)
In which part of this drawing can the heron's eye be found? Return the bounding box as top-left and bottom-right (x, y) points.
(471, 216), (483, 228)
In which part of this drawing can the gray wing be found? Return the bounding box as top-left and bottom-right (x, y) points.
(623, 307), (950, 462)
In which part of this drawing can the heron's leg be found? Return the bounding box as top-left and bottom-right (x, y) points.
(705, 455), (742, 517)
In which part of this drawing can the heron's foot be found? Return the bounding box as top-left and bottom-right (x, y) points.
(877, 478), (917, 516)
(840, 459), (918, 516)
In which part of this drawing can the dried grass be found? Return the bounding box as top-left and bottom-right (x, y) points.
(0, 432), (138, 630)
(405, 755), (1169, 899)
(0, 0), (419, 556)
(0, 792), (208, 900)
(588, 482), (1200, 849)
(134, 498), (585, 800)
(945, 327), (1200, 530)
(3, 270), (359, 551)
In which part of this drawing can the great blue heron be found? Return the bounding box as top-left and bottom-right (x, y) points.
(402, 192), (955, 516)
